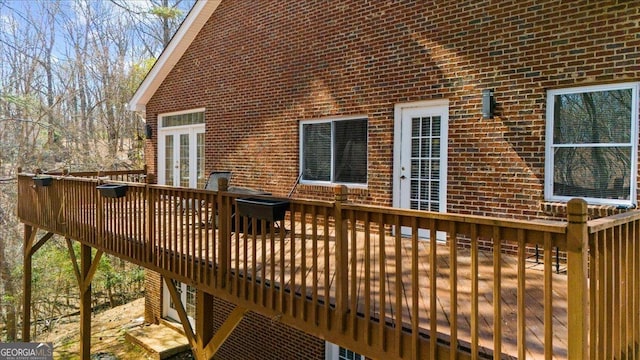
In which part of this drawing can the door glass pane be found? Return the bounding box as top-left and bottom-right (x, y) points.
(186, 285), (196, 318)
(410, 116), (440, 211)
(339, 347), (363, 360)
(197, 132), (205, 188)
(169, 279), (182, 310)
(165, 135), (174, 186)
(180, 134), (190, 187)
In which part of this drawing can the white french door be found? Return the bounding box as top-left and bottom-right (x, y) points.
(163, 280), (196, 329)
(394, 101), (448, 240)
(158, 125), (205, 188)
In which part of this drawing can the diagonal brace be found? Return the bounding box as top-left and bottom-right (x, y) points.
(65, 238), (103, 293)
(202, 306), (248, 359)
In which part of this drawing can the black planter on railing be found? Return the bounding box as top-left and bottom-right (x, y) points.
(32, 175), (53, 187)
(236, 198), (290, 222)
(96, 184), (128, 198)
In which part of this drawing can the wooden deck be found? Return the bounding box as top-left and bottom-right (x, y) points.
(18, 172), (640, 360)
(219, 221), (569, 359)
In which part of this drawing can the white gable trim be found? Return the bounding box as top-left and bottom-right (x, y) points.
(127, 0), (222, 112)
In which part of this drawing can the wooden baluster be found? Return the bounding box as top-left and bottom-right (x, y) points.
(334, 185), (349, 332)
(544, 231), (552, 358)
(493, 226), (502, 358)
(217, 177), (230, 289)
(322, 206), (331, 331)
(411, 216), (419, 359)
(517, 229), (527, 359)
(470, 224), (479, 359)
(378, 212), (387, 352)
(349, 209), (358, 340)
(449, 222), (458, 360)
(395, 214), (404, 358)
(311, 205), (319, 324)
(429, 219), (437, 360)
(363, 211), (371, 347)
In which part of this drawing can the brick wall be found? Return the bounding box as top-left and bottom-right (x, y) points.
(144, 270), (162, 324)
(211, 297), (325, 360)
(145, 0), (639, 220)
(140, 2), (640, 356)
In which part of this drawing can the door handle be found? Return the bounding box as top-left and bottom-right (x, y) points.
(400, 175), (406, 179)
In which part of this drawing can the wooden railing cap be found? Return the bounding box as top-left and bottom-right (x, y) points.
(334, 185), (348, 202)
(567, 198), (588, 224)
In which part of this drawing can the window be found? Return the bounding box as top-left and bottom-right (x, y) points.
(161, 111), (204, 127)
(300, 117), (368, 185)
(545, 83), (639, 206)
(325, 342), (364, 360)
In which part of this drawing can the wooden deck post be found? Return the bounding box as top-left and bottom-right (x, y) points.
(22, 226), (53, 342)
(196, 290), (214, 354)
(217, 177), (230, 289)
(22, 224), (35, 342)
(566, 198), (589, 359)
(66, 240), (102, 359)
(213, 177), (233, 288)
(79, 244), (92, 359)
(334, 185), (349, 332)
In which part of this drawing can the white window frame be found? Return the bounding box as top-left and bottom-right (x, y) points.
(544, 82), (639, 206)
(299, 116), (368, 187)
(158, 107), (206, 130)
(325, 342), (364, 360)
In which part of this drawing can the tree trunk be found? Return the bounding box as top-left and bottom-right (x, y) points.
(0, 239), (17, 341)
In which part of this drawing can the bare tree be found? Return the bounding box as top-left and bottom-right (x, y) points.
(0, 0), (194, 341)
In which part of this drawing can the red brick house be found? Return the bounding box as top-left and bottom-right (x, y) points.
(128, 1), (639, 358)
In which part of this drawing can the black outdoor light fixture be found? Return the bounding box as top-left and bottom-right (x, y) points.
(482, 89), (495, 119)
(145, 124), (153, 139)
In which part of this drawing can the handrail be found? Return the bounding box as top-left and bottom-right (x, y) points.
(588, 208), (640, 233)
(18, 167), (148, 183)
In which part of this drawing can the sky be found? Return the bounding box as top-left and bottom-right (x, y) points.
(0, 0), (194, 61)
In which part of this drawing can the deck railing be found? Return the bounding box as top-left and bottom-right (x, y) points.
(16, 172), (640, 359)
(587, 210), (640, 359)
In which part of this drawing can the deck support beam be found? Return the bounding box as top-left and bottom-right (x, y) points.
(164, 278), (247, 360)
(196, 290), (214, 357)
(22, 226), (53, 342)
(66, 239), (102, 359)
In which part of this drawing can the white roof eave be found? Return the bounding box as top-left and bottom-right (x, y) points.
(127, 0), (222, 112)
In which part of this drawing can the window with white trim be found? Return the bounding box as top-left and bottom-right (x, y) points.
(545, 83), (639, 206)
(300, 117), (368, 185)
(325, 342), (364, 360)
